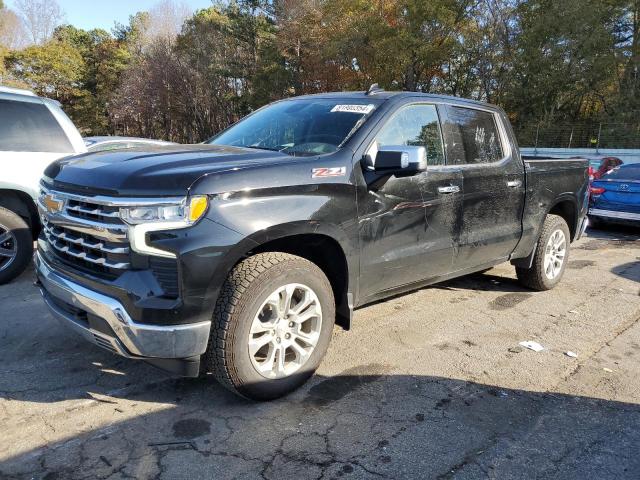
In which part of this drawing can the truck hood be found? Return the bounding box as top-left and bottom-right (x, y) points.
(44, 144), (294, 196)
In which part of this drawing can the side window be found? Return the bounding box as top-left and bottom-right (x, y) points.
(0, 99), (74, 153)
(375, 104), (445, 166)
(444, 106), (504, 165)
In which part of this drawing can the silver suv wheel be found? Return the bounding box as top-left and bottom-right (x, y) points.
(0, 224), (17, 272)
(249, 283), (322, 379)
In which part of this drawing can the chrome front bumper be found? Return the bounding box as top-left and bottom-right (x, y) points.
(36, 252), (211, 360)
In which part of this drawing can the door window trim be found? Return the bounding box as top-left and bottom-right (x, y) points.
(440, 104), (512, 168)
(353, 98), (512, 171)
(363, 102), (446, 167)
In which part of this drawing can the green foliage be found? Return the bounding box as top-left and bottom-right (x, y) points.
(6, 39), (84, 101)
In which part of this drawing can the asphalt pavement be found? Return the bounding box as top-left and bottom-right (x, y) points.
(1, 225), (639, 479)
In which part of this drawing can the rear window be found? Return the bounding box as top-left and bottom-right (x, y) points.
(0, 99), (74, 153)
(444, 106), (504, 165)
(602, 165), (640, 181)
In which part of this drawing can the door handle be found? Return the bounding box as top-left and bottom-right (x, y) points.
(438, 185), (460, 194)
(507, 180), (522, 188)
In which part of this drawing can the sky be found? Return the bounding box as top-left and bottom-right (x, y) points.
(6, 0), (214, 32)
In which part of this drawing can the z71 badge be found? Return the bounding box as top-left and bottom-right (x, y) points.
(312, 167), (347, 178)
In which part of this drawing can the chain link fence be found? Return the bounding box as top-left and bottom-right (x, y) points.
(515, 122), (640, 149)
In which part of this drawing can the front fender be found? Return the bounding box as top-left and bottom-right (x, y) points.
(150, 184), (360, 322)
(205, 186), (360, 306)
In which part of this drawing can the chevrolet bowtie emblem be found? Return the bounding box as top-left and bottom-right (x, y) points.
(43, 194), (64, 214)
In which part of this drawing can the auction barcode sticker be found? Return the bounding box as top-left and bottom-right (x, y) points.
(330, 104), (375, 114)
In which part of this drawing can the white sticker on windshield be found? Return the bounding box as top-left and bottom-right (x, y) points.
(330, 104), (375, 114)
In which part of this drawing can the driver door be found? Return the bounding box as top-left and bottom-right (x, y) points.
(357, 103), (464, 301)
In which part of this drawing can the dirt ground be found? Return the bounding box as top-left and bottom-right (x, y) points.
(1, 225), (639, 479)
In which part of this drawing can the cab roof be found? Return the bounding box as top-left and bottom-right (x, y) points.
(291, 90), (494, 109)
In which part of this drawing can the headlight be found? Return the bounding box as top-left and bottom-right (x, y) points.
(123, 195), (210, 259)
(120, 196), (209, 226)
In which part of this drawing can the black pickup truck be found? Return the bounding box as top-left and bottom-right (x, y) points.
(35, 90), (589, 400)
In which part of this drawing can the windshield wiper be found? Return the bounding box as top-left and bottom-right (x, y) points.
(243, 145), (282, 152)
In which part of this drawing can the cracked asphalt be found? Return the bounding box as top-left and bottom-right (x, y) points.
(1, 225), (639, 480)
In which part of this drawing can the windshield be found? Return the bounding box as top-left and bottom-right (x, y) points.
(207, 99), (380, 156)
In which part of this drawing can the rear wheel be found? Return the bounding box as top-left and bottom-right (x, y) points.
(516, 214), (570, 291)
(0, 207), (32, 285)
(205, 252), (335, 400)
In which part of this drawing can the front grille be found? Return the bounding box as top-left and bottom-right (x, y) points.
(65, 198), (122, 224)
(39, 188), (180, 298)
(43, 220), (131, 271)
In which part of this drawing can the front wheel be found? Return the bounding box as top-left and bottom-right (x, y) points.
(0, 207), (33, 285)
(205, 252), (335, 400)
(516, 214), (570, 291)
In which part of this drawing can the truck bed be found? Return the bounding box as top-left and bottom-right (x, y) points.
(513, 156), (589, 260)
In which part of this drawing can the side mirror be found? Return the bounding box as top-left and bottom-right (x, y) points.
(373, 145), (427, 177)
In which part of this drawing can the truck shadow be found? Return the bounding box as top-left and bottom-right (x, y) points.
(2, 263), (640, 478)
(611, 261), (640, 283)
(1, 369), (639, 479)
(586, 224), (640, 240)
(436, 271), (531, 293)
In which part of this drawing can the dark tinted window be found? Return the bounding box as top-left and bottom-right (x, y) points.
(376, 104), (445, 166)
(0, 99), (73, 153)
(445, 106), (503, 165)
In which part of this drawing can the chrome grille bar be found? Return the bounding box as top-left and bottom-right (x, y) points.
(43, 229), (130, 269)
(42, 222), (129, 254)
(66, 203), (121, 219)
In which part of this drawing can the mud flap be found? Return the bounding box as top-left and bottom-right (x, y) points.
(510, 244), (537, 269)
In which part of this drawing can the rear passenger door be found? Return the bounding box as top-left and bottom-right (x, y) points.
(441, 105), (525, 270)
(357, 102), (463, 299)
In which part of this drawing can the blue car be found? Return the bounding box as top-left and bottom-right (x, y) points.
(589, 163), (640, 227)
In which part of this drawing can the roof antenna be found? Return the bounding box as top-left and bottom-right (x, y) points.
(366, 83), (384, 96)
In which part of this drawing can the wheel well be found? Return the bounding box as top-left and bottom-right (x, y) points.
(248, 234), (351, 330)
(549, 201), (577, 240)
(0, 190), (40, 239)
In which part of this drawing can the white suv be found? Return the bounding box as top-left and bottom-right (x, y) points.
(0, 86), (86, 283)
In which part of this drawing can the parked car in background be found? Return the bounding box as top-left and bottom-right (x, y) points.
(587, 156), (623, 180)
(84, 136), (175, 152)
(589, 163), (640, 227)
(0, 86), (86, 284)
(36, 89), (589, 400)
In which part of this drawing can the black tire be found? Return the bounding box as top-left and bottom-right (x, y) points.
(0, 207), (33, 285)
(205, 252), (335, 401)
(516, 214), (570, 291)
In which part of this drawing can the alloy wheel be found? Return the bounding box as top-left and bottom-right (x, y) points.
(0, 224), (17, 272)
(248, 283), (322, 379)
(543, 229), (566, 280)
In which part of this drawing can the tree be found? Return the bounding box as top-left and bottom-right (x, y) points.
(3, 0), (638, 144)
(610, 0), (640, 122)
(49, 25), (131, 134)
(14, 0), (64, 45)
(6, 37), (85, 127)
(110, 1), (288, 142)
(0, 1), (28, 49)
